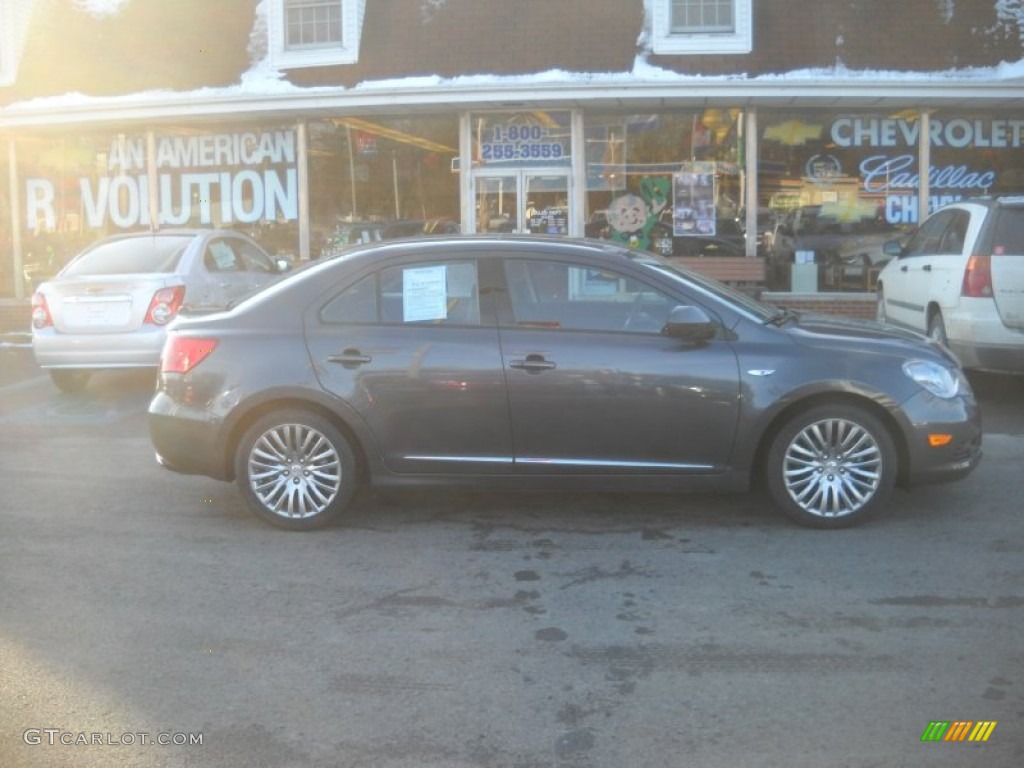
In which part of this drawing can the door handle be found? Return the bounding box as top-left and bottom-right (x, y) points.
(327, 349), (372, 369)
(900, 265), (908, 272)
(509, 354), (556, 373)
(922, 264), (932, 272)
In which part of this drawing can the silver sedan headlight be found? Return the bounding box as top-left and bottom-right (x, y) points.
(902, 360), (961, 399)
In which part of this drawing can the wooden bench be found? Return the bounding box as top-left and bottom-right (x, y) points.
(669, 256), (766, 288)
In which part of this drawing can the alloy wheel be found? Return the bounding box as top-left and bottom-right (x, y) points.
(247, 422), (343, 520)
(780, 417), (883, 519)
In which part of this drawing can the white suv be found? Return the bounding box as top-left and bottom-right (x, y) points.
(876, 197), (1024, 374)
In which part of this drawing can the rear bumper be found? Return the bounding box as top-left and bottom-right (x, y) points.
(33, 326), (167, 369)
(947, 339), (1024, 375)
(946, 304), (1024, 374)
(148, 390), (232, 480)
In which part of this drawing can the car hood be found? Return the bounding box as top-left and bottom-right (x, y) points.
(786, 312), (956, 363)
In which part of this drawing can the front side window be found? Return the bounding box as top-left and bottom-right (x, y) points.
(902, 210), (962, 258)
(285, 0), (342, 49)
(504, 260), (674, 334)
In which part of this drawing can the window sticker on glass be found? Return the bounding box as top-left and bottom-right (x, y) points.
(403, 265), (448, 322)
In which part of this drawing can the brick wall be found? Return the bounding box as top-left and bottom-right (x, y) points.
(761, 292), (878, 321)
(0, 299), (30, 334)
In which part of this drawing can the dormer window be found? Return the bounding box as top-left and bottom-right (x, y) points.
(286, 0), (342, 49)
(268, 0), (366, 69)
(652, 0), (752, 55)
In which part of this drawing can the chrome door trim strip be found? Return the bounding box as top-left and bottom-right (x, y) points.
(515, 457), (714, 470)
(404, 455), (514, 464)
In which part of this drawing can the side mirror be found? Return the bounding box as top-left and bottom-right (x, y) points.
(882, 240), (904, 258)
(663, 305), (717, 343)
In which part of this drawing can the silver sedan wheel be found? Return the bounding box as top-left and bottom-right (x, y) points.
(247, 422), (343, 520)
(780, 417), (883, 519)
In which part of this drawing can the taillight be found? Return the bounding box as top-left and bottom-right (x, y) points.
(961, 254), (993, 298)
(31, 292), (53, 329)
(145, 286), (186, 325)
(160, 335), (218, 374)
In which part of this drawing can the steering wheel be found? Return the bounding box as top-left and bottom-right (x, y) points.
(623, 293), (662, 333)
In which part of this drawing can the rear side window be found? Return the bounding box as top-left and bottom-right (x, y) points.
(990, 208), (1024, 256)
(63, 235), (191, 276)
(320, 260), (481, 326)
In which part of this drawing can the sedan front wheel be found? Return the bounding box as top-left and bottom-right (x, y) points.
(235, 409), (358, 530)
(766, 404), (896, 528)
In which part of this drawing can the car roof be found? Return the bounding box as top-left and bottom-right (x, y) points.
(332, 234), (635, 266)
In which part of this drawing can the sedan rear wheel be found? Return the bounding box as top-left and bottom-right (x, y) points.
(235, 409), (358, 530)
(766, 404), (896, 528)
(49, 369), (91, 394)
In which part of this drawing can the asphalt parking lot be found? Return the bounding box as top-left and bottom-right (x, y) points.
(1, 341), (1022, 767)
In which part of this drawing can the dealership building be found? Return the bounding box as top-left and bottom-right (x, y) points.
(1, 0), (1022, 317)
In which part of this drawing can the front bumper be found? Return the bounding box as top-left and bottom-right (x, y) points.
(898, 388), (983, 487)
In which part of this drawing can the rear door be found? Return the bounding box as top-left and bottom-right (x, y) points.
(986, 204), (1024, 329)
(305, 255), (514, 475)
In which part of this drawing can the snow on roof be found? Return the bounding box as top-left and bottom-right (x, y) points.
(73, 0), (132, 19)
(2, 0), (1022, 122)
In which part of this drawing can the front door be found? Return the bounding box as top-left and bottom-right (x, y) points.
(473, 171), (572, 236)
(496, 257), (742, 475)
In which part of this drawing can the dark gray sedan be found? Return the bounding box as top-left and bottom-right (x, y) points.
(148, 236), (982, 530)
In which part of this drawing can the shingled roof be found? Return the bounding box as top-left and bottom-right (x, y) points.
(2, 0), (1022, 109)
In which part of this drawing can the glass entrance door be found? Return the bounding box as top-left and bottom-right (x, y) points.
(473, 171), (571, 235)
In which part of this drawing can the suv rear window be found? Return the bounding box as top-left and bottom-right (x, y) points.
(991, 207), (1024, 256)
(63, 235), (191, 276)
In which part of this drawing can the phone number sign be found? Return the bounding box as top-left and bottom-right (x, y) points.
(478, 120), (569, 167)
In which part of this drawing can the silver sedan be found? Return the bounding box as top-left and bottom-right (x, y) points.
(31, 229), (288, 393)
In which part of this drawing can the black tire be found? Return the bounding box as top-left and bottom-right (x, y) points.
(927, 311), (948, 347)
(234, 409), (358, 531)
(49, 369), (91, 394)
(766, 403), (897, 528)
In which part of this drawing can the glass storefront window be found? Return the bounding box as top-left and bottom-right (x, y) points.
(11, 125), (301, 275)
(308, 116), (459, 257)
(758, 109), (1024, 290)
(583, 111), (743, 257)
(1, 146), (11, 297)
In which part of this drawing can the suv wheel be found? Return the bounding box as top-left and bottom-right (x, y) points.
(766, 404), (896, 528)
(235, 409), (358, 531)
(927, 311), (948, 347)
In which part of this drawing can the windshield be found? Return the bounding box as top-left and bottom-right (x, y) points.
(62, 235), (192, 276)
(627, 250), (777, 322)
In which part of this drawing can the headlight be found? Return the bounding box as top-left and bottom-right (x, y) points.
(902, 360), (960, 399)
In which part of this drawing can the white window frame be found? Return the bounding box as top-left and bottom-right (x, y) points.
(651, 0), (753, 55)
(268, 0), (366, 69)
(0, 0), (35, 86)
